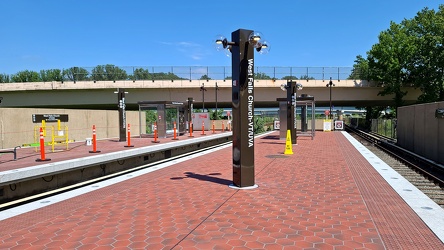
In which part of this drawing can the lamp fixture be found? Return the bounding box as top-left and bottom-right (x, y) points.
(280, 82), (303, 92)
(215, 31), (270, 55)
(296, 83), (303, 90)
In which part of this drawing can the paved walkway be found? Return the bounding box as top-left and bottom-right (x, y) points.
(0, 131), (442, 249)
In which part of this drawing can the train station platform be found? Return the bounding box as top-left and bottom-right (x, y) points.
(0, 131), (443, 249)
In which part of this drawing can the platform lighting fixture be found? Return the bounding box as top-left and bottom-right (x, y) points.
(114, 88), (129, 142)
(214, 29), (270, 188)
(215, 82), (219, 117)
(214, 31), (270, 56)
(200, 83), (207, 111)
(281, 82), (303, 144)
(326, 77), (335, 119)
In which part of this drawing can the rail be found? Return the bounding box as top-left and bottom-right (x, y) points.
(2, 66), (362, 83)
(345, 124), (444, 187)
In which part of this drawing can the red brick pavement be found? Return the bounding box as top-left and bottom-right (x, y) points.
(0, 131), (442, 249)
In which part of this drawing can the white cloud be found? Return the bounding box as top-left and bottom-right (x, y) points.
(158, 41), (209, 61)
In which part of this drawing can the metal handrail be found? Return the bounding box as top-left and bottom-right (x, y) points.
(4, 66), (366, 83)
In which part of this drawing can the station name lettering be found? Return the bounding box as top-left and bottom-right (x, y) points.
(247, 59), (254, 148)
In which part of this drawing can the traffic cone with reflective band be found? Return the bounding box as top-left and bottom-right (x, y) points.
(152, 122), (160, 143)
(36, 127), (51, 162)
(284, 130), (293, 155)
(212, 120), (215, 134)
(172, 121), (179, 140)
(89, 125), (101, 153)
(124, 124), (134, 147)
(188, 121), (194, 138)
(201, 121), (206, 135)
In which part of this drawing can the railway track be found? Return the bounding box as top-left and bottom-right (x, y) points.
(345, 125), (444, 209)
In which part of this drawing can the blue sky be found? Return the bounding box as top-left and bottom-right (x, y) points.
(0, 0), (442, 74)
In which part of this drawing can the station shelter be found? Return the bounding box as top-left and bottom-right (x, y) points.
(137, 101), (188, 138)
(277, 94), (316, 140)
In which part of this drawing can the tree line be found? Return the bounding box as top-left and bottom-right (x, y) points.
(350, 4), (444, 109)
(0, 64), (316, 83)
(0, 65), (188, 83)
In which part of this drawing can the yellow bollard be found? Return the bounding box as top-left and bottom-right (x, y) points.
(41, 120), (46, 137)
(284, 130), (293, 155)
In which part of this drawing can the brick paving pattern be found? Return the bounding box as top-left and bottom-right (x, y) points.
(0, 131), (442, 249)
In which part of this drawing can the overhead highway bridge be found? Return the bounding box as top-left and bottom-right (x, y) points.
(0, 79), (421, 110)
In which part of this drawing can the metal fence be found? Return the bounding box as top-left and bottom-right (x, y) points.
(4, 66), (362, 83)
(371, 119), (397, 139)
(78, 66), (356, 81)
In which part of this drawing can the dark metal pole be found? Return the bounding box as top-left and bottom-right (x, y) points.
(215, 82), (218, 117)
(286, 81), (296, 144)
(200, 83), (206, 111)
(231, 29), (255, 188)
(187, 97), (193, 132)
(117, 88), (126, 142)
(329, 83), (332, 119)
(327, 77), (333, 119)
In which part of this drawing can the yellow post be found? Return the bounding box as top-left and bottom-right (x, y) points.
(57, 119), (61, 131)
(284, 130), (293, 155)
(42, 120), (46, 137)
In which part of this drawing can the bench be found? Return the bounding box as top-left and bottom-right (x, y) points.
(0, 146), (21, 161)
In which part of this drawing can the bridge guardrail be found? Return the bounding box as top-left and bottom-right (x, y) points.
(3, 66), (365, 83)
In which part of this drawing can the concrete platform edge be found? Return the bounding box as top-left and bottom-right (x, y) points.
(0, 132), (232, 184)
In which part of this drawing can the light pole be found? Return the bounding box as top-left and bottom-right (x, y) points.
(200, 83), (207, 111)
(215, 29), (270, 188)
(281, 81), (303, 145)
(187, 97), (193, 132)
(215, 82), (219, 119)
(115, 88), (128, 142)
(326, 77), (335, 119)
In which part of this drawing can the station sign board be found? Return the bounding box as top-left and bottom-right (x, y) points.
(32, 114), (68, 123)
(334, 120), (344, 130)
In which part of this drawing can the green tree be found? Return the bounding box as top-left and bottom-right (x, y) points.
(254, 116), (265, 134)
(63, 67), (89, 81)
(40, 69), (63, 82)
(281, 75), (298, 80)
(254, 72), (271, 80)
(166, 108), (177, 122)
(299, 75), (315, 80)
(352, 4), (444, 107)
(145, 110), (157, 133)
(348, 55), (369, 80)
(199, 74), (211, 80)
(209, 109), (223, 120)
(408, 5), (444, 102)
(0, 74), (10, 83)
(11, 70), (41, 82)
(131, 68), (151, 80)
(367, 21), (416, 108)
(152, 72), (186, 80)
(91, 64), (128, 81)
